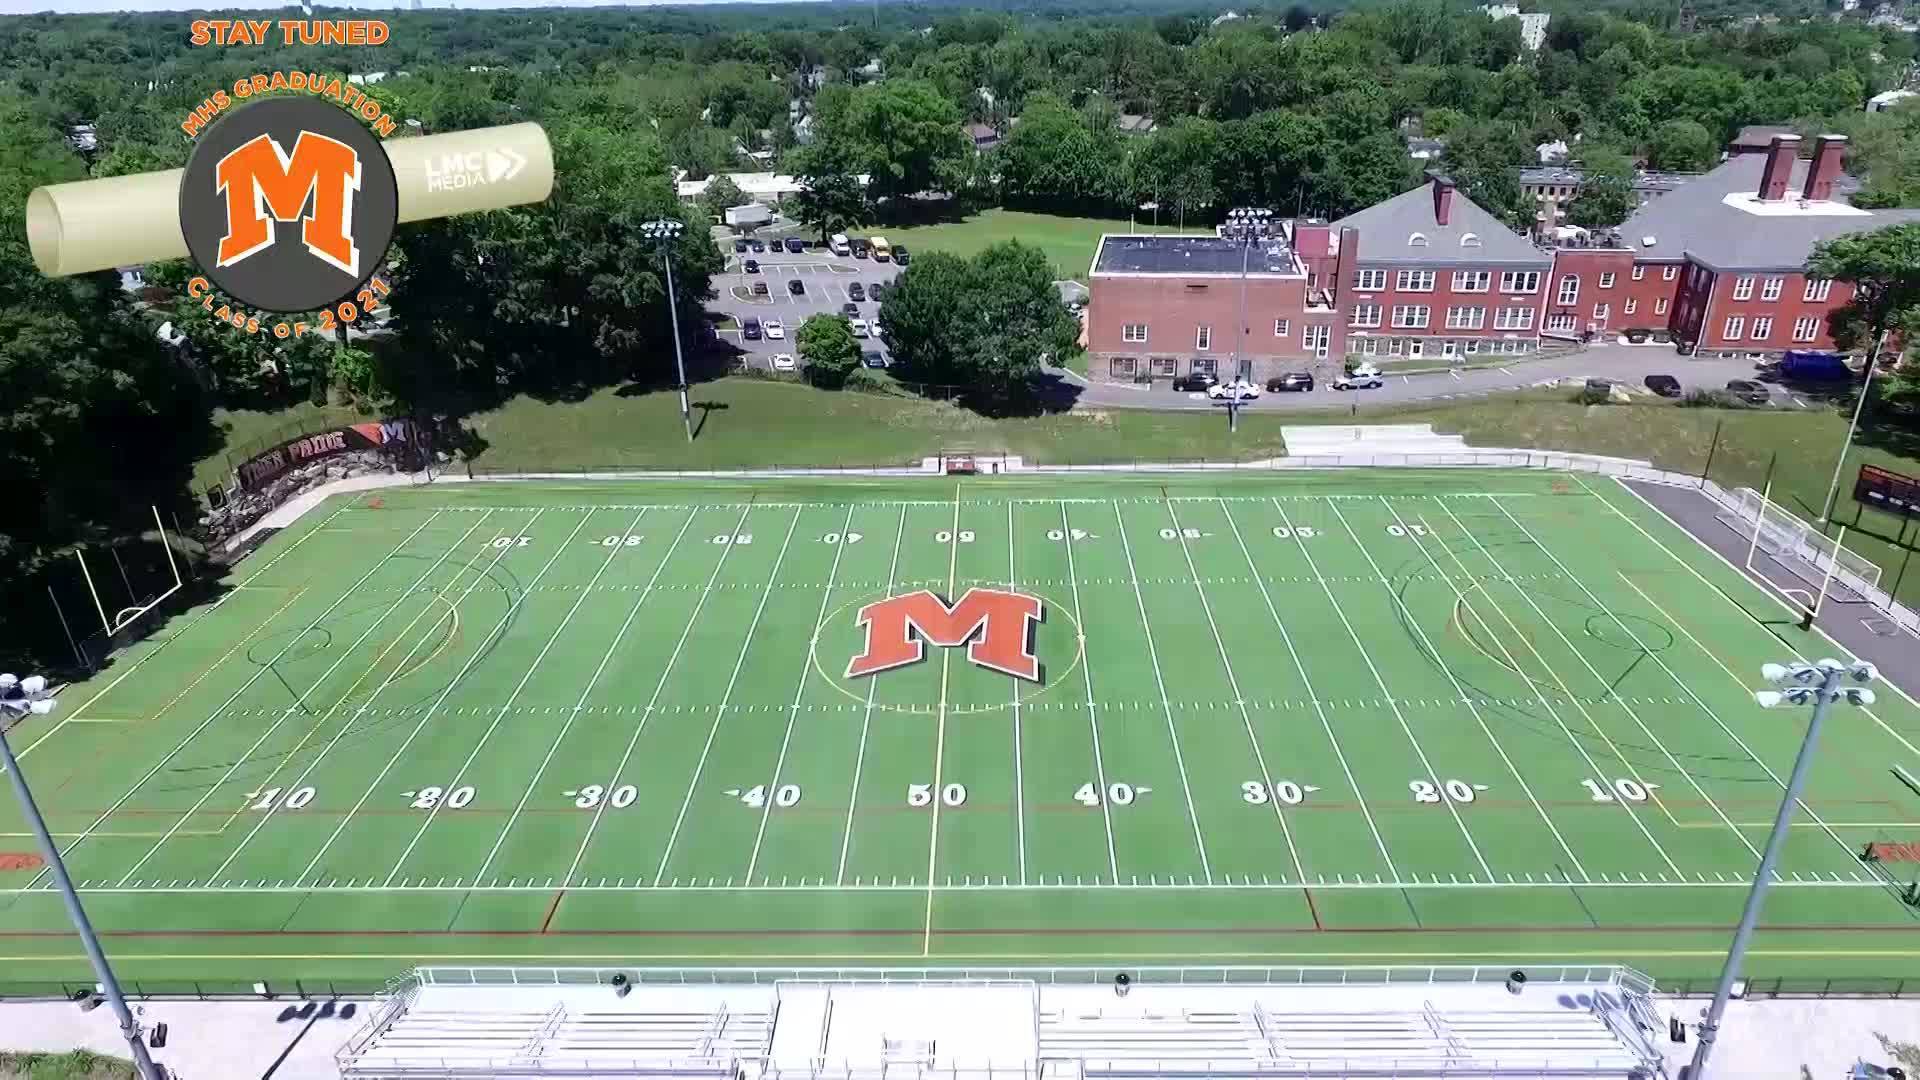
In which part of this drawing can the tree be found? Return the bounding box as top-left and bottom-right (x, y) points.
(878, 241), (1078, 409)
(993, 91), (1122, 211)
(1566, 171), (1638, 229)
(796, 313), (861, 387)
(701, 174), (746, 222)
(790, 141), (870, 244)
(1648, 119), (1716, 172)
(838, 80), (968, 200)
(1808, 223), (1920, 370)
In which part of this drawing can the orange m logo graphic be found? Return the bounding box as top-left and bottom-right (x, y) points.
(846, 588), (1042, 682)
(213, 131), (362, 275)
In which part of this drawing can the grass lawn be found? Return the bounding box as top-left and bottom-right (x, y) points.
(0, 1051), (133, 1079)
(871, 209), (1182, 280)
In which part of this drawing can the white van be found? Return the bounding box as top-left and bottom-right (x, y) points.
(828, 232), (850, 256)
(870, 236), (893, 262)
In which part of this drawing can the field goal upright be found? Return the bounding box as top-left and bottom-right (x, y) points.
(1716, 484), (1882, 617)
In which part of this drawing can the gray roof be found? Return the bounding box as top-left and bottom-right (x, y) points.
(1518, 167), (1703, 194)
(1093, 235), (1298, 275)
(1615, 154), (1920, 270)
(1330, 181), (1549, 267)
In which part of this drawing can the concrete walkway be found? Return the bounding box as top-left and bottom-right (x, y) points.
(0, 997), (366, 1079)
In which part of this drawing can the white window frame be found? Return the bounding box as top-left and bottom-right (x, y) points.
(1545, 313), (1578, 332)
(1500, 271), (1541, 293)
(1805, 277), (1833, 302)
(1396, 269), (1435, 292)
(1631, 265), (1646, 281)
(1598, 272), (1616, 289)
(1655, 298), (1668, 315)
(1446, 305), (1485, 330)
(1349, 304), (1381, 328)
(1391, 304), (1430, 329)
(1121, 323), (1148, 344)
(1190, 356), (1216, 376)
(1304, 324), (1330, 351)
(1752, 316), (1773, 340)
(1662, 265), (1678, 281)
(1388, 337), (1405, 355)
(1110, 355), (1137, 378)
(1493, 307), (1534, 330)
(1624, 298), (1637, 315)
(1724, 315), (1745, 340)
(1792, 316), (1819, 342)
(1361, 336), (1378, 355)
(1452, 270), (1491, 293)
(1555, 275), (1579, 305)
(1592, 303), (1610, 323)
(1761, 276), (1783, 301)
(1354, 268), (1387, 291)
(1195, 325), (1211, 351)
(1732, 275), (1755, 301)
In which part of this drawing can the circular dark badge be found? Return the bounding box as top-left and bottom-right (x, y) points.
(179, 96), (397, 314)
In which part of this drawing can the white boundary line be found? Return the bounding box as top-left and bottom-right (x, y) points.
(746, 506), (857, 883)
(1110, 499), (1213, 883)
(1316, 499), (1494, 880)
(1165, 500), (1306, 885)
(835, 506), (909, 886)
(1060, 503), (1120, 885)
(652, 508), (805, 886)
(924, 489), (963, 954)
(1223, 501), (1398, 880)
(20, 511), (447, 890)
(1009, 499), (1028, 888)
(287, 509), (557, 887)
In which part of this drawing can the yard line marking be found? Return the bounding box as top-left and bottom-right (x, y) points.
(472, 508), (685, 882)
(22, 511), (448, 889)
(289, 509), (560, 887)
(1432, 497), (1759, 859)
(1508, 491), (1863, 866)
(166, 513), (499, 884)
(1318, 499), (1494, 879)
(924, 487), (963, 954)
(1386, 499), (1650, 877)
(1166, 500), (1306, 885)
(377, 510), (603, 885)
(654, 508), (804, 885)
(1009, 499), (1027, 887)
(1111, 499), (1213, 884)
(745, 505), (856, 881)
(563, 504), (755, 887)
(1060, 504), (1120, 884)
(1225, 500), (1396, 878)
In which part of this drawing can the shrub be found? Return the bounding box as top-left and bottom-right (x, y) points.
(1678, 388), (1742, 408)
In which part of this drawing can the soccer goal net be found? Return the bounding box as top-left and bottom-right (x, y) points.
(1716, 486), (1883, 603)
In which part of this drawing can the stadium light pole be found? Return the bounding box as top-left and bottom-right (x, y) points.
(642, 218), (694, 444)
(0, 675), (166, 1080)
(1221, 207), (1274, 384)
(1815, 356), (1880, 530)
(1683, 658), (1877, 1080)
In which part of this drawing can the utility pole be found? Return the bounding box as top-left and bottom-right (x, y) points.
(642, 219), (694, 444)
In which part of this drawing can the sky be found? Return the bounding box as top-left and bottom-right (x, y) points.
(1, 0), (811, 13)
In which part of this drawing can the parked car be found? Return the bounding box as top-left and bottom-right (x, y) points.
(848, 282), (866, 302)
(788, 278), (805, 295)
(1266, 372), (1315, 392)
(842, 302), (860, 317)
(1332, 369), (1384, 390)
(862, 351), (888, 368)
(871, 236), (893, 262)
(1644, 374), (1681, 397)
(749, 239), (765, 252)
(829, 232), (851, 256)
(1778, 349), (1852, 382)
(771, 353), (796, 371)
(742, 317), (763, 341)
(751, 280), (769, 296)
(1208, 379), (1261, 400)
(764, 319), (785, 340)
(894, 246), (910, 265)
(850, 237), (872, 259)
(784, 237), (806, 254)
(743, 259), (759, 274)
(850, 318), (871, 338)
(1726, 379), (1771, 404)
(869, 282), (886, 301)
(732, 238), (748, 253)
(1172, 372), (1219, 393)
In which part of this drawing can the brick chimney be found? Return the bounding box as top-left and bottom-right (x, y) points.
(1432, 175), (1455, 226)
(1758, 133), (1802, 201)
(1803, 134), (1849, 202)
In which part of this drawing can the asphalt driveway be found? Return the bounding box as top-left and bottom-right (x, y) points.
(713, 250), (903, 369)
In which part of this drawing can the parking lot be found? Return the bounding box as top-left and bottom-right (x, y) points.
(714, 249), (904, 371)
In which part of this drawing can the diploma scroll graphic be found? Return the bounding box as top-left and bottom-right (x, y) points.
(25, 122), (554, 279)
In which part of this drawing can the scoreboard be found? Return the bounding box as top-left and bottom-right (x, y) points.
(1855, 463), (1920, 516)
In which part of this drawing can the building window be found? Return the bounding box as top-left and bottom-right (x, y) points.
(1361, 337), (1378, 355)
(1191, 356), (1216, 376)
(1501, 271), (1541, 293)
(1598, 272), (1616, 289)
(1408, 232), (1429, 247)
(1493, 307), (1534, 330)
(1593, 303), (1610, 323)
(1350, 304), (1382, 328)
(1304, 324), (1330, 352)
(1389, 338), (1405, 355)
(1556, 275), (1579, 305)
(1446, 306), (1485, 330)
(1793, 316), (1819, 342)
(1632, 265), (1646, 281)
(1396, 269), (1435, 291)
(1122, 323), (1147, 343)
(1273, 318), (1290, 337)
(1761, 276), (1783, 301)
(1354, 269), (1387, 291)
(1152, 356), (1178, 377)
(1465, 338), (1481, 353)
(1195, 326), (1211, 350)
(1752, 316), (1773, 340)
(1460, 232), (1482, 247)
(1663, 265), (1678, 281)
(1452, 270), (1491, 292)
(1624, 298), (1638, 315)
(1391, 304), (1431, 328)
(1110, 356), (1137, 378)
(1655, 298), (1669, 316)
(1545, 313), (1578, 332)
(1724, 315), (1745, 340)
(1805, 277), (1833, 302)
(1732, 275), (1755, 301)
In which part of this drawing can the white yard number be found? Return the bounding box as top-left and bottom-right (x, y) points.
(1047, 529), (1091, 542)
(490, 535), (533, 548)
(1409, 779), (1476, 803)
(742, 784), (801, 808)
(1582, 778), (1650, 803)
(1241, 781), (1304, 805)
(935, 530), (976, 544)
(573, 784), (638, 809)
(410, 785), (475, 810)
(907, 783), (968, 807)
(248, 786), (315, 811)
(1159, 527), (1202, 540)
(1075, 782), (1137, 806)
(712, 533), (753, 545)
(1271, 526), (1318, 539)
(1385, 524), (1430, 538)
(601, 535), (644, 547)
(822, 532), (864, 544)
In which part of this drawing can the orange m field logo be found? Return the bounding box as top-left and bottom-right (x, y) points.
(846, 588), (1043, 682)
(180, 96), (397, 313)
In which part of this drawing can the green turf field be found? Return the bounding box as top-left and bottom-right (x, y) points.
(5, 470), (1920, 990)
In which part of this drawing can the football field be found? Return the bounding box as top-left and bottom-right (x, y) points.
(5, 470), (1920, 989)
